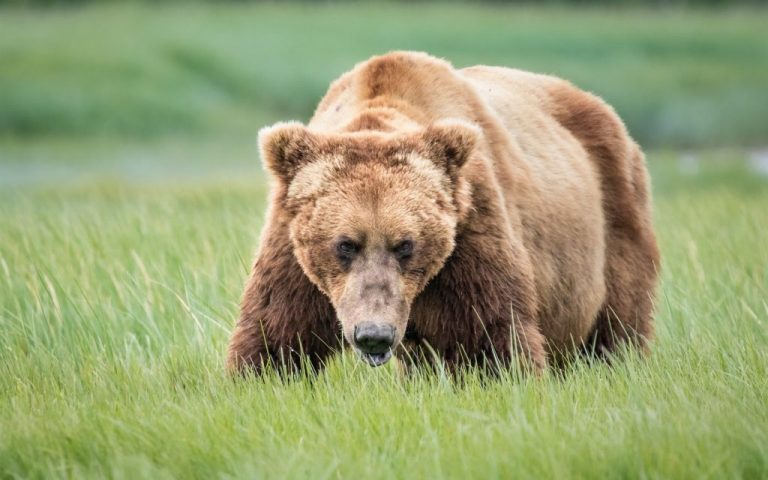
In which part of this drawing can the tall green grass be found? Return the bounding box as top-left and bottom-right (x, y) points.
(1, 3), (767, 148)
(1, 154), (766, 478)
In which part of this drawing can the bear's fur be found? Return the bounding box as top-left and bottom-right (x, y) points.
(227, 51), (660, 375)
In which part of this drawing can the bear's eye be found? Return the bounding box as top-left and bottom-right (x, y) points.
(336, 240), (360, 261)
(393, 240), (414, 261)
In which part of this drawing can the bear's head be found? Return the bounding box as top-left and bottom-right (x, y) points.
(259, 120), (477, 367)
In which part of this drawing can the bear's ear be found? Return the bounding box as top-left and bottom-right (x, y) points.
(258, 122), (319, 182)
(421, 120), (480, 176)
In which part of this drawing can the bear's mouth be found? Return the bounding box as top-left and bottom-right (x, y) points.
(358, 349), (393, 367)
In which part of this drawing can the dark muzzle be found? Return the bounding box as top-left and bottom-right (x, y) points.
(353, 322), (395, 367)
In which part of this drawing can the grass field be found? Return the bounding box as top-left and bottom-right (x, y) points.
(1, 2), (768, 479)
(1, 151), (767, 478)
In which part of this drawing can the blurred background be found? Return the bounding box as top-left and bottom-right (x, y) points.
(1, 1), (767, 186)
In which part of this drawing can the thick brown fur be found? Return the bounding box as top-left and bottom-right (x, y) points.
(227, 51), (660, 375)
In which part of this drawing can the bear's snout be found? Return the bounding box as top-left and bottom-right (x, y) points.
(353, 322), (396, 367)
(354, 322), (395, 353)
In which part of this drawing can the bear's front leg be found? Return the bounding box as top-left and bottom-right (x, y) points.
(227, 220), (339, 376)
(409, 228), (548, 375)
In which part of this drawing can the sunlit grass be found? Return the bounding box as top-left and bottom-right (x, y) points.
(1, 152), (766, 478)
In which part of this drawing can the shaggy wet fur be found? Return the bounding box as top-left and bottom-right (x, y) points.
(227, 51), (660, 375)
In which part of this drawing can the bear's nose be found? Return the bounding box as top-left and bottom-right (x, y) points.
(353, 322), (395, 354)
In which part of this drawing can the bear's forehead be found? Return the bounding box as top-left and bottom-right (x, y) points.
(293, 185), (456, 247)
(286, 152), (451, 203)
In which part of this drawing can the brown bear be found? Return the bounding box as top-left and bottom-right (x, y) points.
(227, 51), (660, 375)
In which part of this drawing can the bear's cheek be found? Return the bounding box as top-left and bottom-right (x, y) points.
(400, 278), (423, 302)
(292, 242), (351, 299)
(291, 245), (328, 290)
(415, 223), (457, 282)
(291, 247), (320, 286)
(323, 271), (352, 304)
(288, 211), (335, 288)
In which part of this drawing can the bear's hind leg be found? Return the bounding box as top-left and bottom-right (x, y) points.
(585, 255), (657, 359)
(585, 191), (660, 358)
